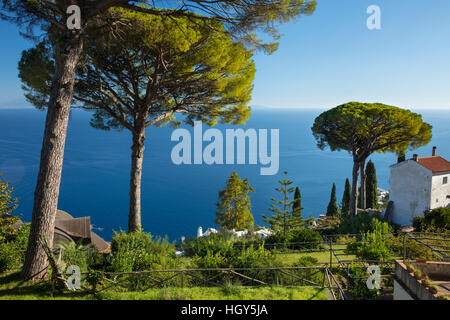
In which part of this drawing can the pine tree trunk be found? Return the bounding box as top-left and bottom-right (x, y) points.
(359, 158), (367, 210)
(21, 35), (83, 280)
(350, 160), (359, 216)
(128, 130), (146, 232)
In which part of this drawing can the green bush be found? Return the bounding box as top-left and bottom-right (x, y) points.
(345, 263), (381, 299)
(0, 222), (30, 272)
(109, 231), (153, 272)
(0, 242), (20, 272)
(192, 244), (279, 286)
(182, 234), (235, 258)
(11, 223), (30, 253)
(109, 231), (178, 272)
(264, 228), (323, 250)
(289, 229), (323, 249)
(385, 234), (434, 261)
(57, 241), (94, 273)
(413, 207), (450, 233)
(338, 211), (388, 235)
(346, 219), (393, 261)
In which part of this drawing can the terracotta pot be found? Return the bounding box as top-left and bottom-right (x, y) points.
(416, 258), (427, 263)
(430, 288), (438, 295)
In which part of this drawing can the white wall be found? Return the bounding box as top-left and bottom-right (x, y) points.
(389, 160), (432, 226)
(431, 172), (450, 209)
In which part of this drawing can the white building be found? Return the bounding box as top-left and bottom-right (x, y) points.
(389, 147), (450, 226)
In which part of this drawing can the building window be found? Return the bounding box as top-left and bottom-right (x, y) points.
(444, 177), (448, 185)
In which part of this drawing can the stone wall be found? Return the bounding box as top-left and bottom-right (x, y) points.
(394, 261), (440, 300)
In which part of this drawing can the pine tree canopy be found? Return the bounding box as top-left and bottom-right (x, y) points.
(262, 171), (303, 234)
(216, 172), (255, 231)
(18, 9), (256, 129)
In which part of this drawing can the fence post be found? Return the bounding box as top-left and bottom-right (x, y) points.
(137, 274), (140, 291)
(403, 232), (407, 262)
(329, 239), (333, 268)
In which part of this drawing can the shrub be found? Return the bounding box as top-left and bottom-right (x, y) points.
(264, 228), (323, 250)
(346, 219), (393, 261)
(423, 277), (431, 287)
(338, 211), (388, 235)
(429, 284), (438, 294)
(335, 235), (356, 244)
(414, 269), (423, 280)
(0, 222), (30, 272)
(109, 231), (154, 272)
(345, 263), (386, 299)
(0, 242), (20, 272)
(264, 232), (292, 249)
(289, 229), (323, 249)
(11, 223), (30, 253)
(0, 215), (20, 243)
(57, 241), (94, 273)
(295, 256), (319, 266)
(385, 234), (434, 261)
(109, 231), (178, 272)
(413, 207), (450, 233)
(182, 234), (235, 258)
(192, 244), (279, 286)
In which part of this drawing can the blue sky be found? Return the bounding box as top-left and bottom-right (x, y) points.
(1, 0), (450, 109)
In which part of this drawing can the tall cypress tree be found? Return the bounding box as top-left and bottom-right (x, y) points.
(341, 178), (352, 217)
(292, 187), (304, 218)
(326, 183), (339, 217)
(365, 160), (378, 209)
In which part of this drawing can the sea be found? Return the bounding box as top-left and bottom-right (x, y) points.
(1, 108), (449, 241)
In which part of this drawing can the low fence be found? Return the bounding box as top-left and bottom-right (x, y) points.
(79, 266), (347, 300)
(63, 233), (449, 300)
(403, 232), (450, 262)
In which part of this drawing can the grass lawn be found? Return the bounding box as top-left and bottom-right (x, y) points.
(0, 272), (329, 300)
(94, 286), (329, 300)
(275, 245), (357, 266)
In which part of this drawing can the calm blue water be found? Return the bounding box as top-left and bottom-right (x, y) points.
(1, 108), (449, 241)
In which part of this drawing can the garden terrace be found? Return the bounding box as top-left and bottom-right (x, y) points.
(394, 260), (450, 300)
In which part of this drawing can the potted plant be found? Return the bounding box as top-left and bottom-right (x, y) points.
(406, 264), (414, 273)
(408, 265), (416, 276)
(423, 275), (431, 288)
(414, 269), (423, 280)
(429, 285), (438, 295)
(416, 258), (426, 263)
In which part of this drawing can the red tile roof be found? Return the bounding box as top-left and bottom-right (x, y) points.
(417, 156), (450, 174)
